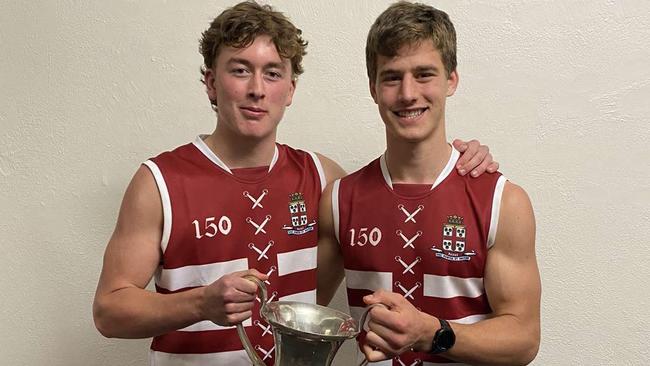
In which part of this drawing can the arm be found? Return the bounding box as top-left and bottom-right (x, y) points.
(453, 138), (500, 177)
(363, 182), (541, 365)
(316, 182), (345, 305)
(92, 166), (266, 339)
(313, 153), (347, 306)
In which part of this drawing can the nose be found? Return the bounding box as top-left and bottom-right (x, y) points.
(247, 73), (265, 100)
(398, 74), (417, 105)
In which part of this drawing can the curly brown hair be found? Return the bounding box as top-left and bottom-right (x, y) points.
(366, 1), (457, 82)
(199, 1), (308, 83)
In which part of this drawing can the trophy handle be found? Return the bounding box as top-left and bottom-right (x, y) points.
(236, 275), (268, 366)
(357, 303), (389, 366)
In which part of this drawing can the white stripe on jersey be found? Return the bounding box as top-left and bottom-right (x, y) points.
(332, 179), (341, 243)
(277, 246), (317, 276)
(379, 144), (460, 191)
(452, 313), (489, 324)
(306, 150), (327, 193)
(143, 160), (172, 254)
(279, 289), (316, 303)
(156, 258), (249, 292)
(432, 146), (460, 189)
(423, 274), (484, 299)
(177, 318), (251, 332)
(344, 269), (393, 291)
(488, 175), (508, 248)
(150, 349), (250, 366)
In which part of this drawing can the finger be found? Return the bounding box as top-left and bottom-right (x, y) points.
(363, 290), (403, 308)
(224, 300), (255, 314)
(234, 268), (269, 282)
(367, 317), (400, 341)
(470, 152), (494, 177)
(224, 291), (257, 304)
(223, 310), (253, 326)
(460, 144), (488, 175)
(361, 341), (391, 362)
(452, 138), (468, 152)
(455, 139), (480, 173)
(245, 268), (269, 280)
(487, 161), (499, 173)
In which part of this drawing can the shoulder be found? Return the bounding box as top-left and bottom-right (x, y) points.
(312, 152), (346, 184)
(501, 181), (533, 216)
(494, 181), (535, 252)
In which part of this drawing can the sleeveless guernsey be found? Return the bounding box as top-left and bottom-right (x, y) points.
(144, 136), (325, 365)
(334, 148), (506, 366)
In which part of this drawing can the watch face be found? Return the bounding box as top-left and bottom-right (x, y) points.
(437, 329), (456, 349)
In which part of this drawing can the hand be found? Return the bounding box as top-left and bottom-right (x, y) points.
(360, 290), (434, 362)
(201, 269), (268, 326)
(453, 138), (499, 177)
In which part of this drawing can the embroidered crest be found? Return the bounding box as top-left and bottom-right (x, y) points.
(431, 215), (476, 261)
(282, 192), (316, 235)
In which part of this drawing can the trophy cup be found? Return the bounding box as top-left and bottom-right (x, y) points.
(237, 276), (377, 366)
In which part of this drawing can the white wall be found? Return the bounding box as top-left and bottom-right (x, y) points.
(1, 1), (649, 365)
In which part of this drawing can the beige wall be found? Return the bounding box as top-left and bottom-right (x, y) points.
(1, 1), (649, 365)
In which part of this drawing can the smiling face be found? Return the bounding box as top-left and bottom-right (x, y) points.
(370, 40), (458, 144)
(204, 35), (296, 142)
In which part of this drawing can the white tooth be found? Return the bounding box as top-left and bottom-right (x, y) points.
(398, 109), (423, 118)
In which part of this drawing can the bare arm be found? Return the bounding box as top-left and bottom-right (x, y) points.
(363, 182), (541, 365)
(313, 153), (347, 306)
(93, 166), (265, 338)
(316, 182), (346, 305)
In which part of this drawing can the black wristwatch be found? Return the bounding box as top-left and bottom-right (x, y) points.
(430, 318), (455, 354)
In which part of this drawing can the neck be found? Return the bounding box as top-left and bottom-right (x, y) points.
(385, 130), (450, 185)
(203, 125), (277, 169)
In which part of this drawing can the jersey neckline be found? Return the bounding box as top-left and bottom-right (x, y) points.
(379, 145), (460, 198)
(192, 134), (280, 183)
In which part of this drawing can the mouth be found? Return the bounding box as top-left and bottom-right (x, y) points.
(392, 107), (428, 119)
(240, 106), (268, 119)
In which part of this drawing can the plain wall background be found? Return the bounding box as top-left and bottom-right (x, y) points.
(1, 0), (649, 365)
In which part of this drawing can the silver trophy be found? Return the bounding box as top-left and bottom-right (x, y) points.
(237, 276), (378, 366)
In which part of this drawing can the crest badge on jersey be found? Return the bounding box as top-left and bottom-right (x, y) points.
(431, 215), (476, 261)
(282, 192), (316, 235)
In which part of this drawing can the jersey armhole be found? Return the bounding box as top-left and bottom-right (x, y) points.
(332, 179), (341, 244)
(142, 160), (172, 254)
(487, 175), (508, 249)
(306, 151), (327, 193)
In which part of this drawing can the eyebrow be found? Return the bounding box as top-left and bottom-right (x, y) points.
(378, 64), (441, 78)
(227, 58), (288, 71)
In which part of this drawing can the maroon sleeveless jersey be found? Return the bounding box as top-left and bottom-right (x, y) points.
(143, 136), (325, 365)
(334, 149), (506, 365)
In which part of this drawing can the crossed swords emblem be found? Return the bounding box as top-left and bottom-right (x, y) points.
(395, 356), (422, 366)
(243, 189), (268, 209)
(397, 204), (424, 223)
(246, 215), (271, 235)
(394, 281), (421, 300)
(248, 241), (274, 261)
(395, 230), (422, 249)
(254, 344), (275, 360)
(395, 256), (421, 274)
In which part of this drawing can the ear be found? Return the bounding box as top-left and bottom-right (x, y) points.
(446, 69), (459, 97)
(204, 67), (218, 105)
(285, 78), (296, 107)
(369, 79), (378, 104)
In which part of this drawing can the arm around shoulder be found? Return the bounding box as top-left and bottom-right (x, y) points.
(316, 180), (345, 306)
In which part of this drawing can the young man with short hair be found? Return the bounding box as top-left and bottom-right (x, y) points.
(318, 2), (541, 365)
